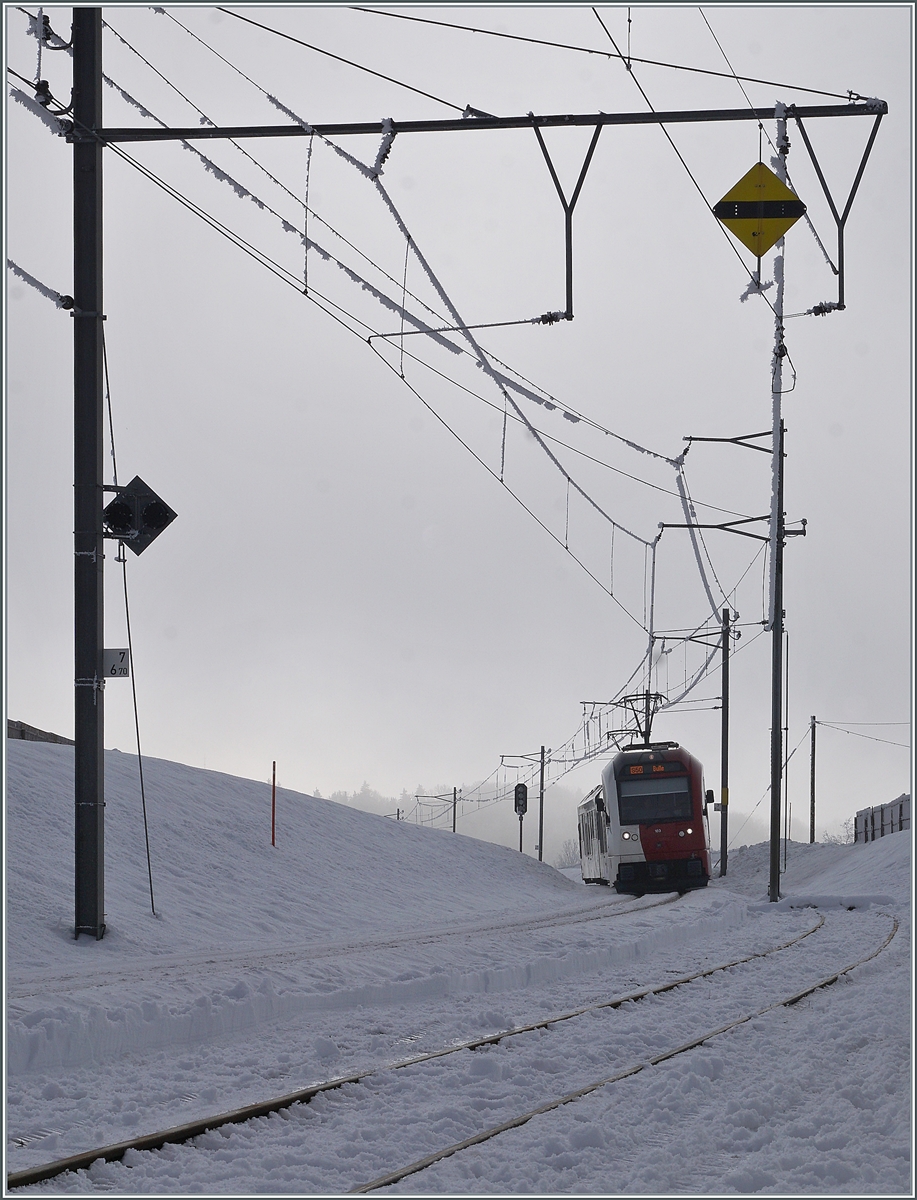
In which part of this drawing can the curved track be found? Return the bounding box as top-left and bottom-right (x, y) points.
(351, 913), (898, 1194)
(7, 903), (851, 1191)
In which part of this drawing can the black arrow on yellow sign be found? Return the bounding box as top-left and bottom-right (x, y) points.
(713, 162), (806, 256)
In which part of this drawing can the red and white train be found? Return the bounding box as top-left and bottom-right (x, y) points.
(578, 741), (713, 894)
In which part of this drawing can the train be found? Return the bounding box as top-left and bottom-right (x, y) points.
(578, 741), (713, 894)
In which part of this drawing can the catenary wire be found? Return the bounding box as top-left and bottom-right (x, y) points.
(138, 12), (686, 464)
(590, 7), (781, 323)
(10, 128), (754, 761)
(91, 118), (655, 628)
(215, 6), (465, 113)
(349, 7), (854, 100)
(129, 10), (683, 469)
(697, 7), (838, 275)
(817, 721), (909, 727)
(815, 724), (910, 750)
(103, 15), (478, 345)
(20, 52), (771, 791)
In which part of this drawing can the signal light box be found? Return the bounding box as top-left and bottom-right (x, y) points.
(514, 783), (528, 815)
(102, 475), (177, 555)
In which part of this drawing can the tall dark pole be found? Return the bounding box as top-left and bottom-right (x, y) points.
(809, 715), (816, 843)
(452, 786), (457, 833)
(73, 7), (106, 940)
(768, 421), (786, 902)
(538, 746), (545, 862)
(719, 608), (730, 877)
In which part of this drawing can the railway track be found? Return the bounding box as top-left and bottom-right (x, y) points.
(7, 889), (657, 1006)
(11, 903), (891, 1192)
(352, 913), (899, 1193)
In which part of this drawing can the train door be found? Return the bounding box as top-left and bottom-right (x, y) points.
(578, 785), (610, 884)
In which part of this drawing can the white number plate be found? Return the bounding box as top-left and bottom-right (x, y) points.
(103, 649), (130, 678)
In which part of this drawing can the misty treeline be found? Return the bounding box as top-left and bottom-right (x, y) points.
(313, 781), (460, 820)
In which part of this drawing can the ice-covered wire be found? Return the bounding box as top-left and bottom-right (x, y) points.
(147, 10), (684, 469)
(34, 5), (42, 80)
(165, 47), (672, 528)
(679, 466), (731, 609)
(151, 10), (436, 266)
(103, 17), (215, 127)
(367, 172), (657, 547)
(375, 331), (742, 512)
(7, 257), (71, 307)
(7, 79), (68, 133)
(14, 83), (749, 642)
(98, 71), (468, 355)
(675, 468), (721, 620)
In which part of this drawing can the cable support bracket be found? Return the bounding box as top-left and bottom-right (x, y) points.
(74, 675), (104, 703)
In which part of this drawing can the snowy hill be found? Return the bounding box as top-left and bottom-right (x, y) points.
(5, 741), (912, 1193)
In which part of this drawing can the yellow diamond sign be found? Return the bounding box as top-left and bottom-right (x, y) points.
(713, 162), (806, 256)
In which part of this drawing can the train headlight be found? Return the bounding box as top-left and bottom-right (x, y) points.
(678, 830), (685, 837)
(622, 831), (631, 840)
(687, 828), (693, 834)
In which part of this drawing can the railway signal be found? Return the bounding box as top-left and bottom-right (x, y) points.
(713, 162), (806, 256)
(514, 783), (528, 815)
(102, 476), (177, 555)
(514, 782), (528, 853)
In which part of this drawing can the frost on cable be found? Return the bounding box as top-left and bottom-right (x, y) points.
(371, 118), (397, 178)
(7, 259), (70, 308)
(8, 86), (67, 135)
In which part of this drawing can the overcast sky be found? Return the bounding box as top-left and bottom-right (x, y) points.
(5, 4), (912, 851)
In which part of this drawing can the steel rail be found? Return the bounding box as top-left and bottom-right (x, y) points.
(6, 908), (826, 1190)
(352, 914), (899, 1193)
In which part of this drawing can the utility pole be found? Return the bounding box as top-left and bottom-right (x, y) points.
(768, 419), (786, 901)
(719, 608), (730, 877)
(809, 715), (816, 843)
(452, 786), (457, 833)
(72, 7), (105, 940)
(767, 107), (790, 905)
(538, 746), (546, 862)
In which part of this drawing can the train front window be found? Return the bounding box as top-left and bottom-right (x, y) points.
(617, 776), (692, 824)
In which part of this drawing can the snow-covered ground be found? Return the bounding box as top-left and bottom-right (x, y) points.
(5, 740), (912, 1194)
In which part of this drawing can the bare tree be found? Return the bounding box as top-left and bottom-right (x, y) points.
(554, 837), (580, 869)
(821, 816), (855, 845)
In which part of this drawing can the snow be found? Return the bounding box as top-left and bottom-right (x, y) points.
(5, 739), (912, 1194)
